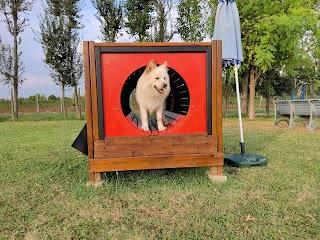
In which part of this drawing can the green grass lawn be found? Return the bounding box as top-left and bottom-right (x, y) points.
(0, 117), (319, 239)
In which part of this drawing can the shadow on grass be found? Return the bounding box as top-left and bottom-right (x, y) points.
(223, 165), (240, 175)
(99, 167), (219, 192)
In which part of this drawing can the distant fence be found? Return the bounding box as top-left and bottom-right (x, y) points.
(0, 96), (268, 113)
(223, 96), (267, 108)
(0, 85), (271, 116)
(0, 87), (86, 114)
(0, 98), (86, 114)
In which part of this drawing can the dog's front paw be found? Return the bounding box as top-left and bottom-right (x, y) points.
(158, 125), (167, 132)
(141, 125), (150, 131)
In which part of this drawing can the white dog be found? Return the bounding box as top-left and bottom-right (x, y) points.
(135, 60), (170, 131)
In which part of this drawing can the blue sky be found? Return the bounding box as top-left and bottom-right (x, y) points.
(0, 0), (130, 99)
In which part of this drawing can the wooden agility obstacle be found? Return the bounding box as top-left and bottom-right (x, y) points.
(82, 41), (225, 183)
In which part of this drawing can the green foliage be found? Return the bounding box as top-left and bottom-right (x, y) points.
(28, 93), (46, 101)
(124, 0), (154, 42)
(202, 0), (217, 38)
(0, 37), (16, 85)
(176, 0), (206, 42)
(48, 94), (58, 101)
(121, 0), (176, 42)
(224, 0), (320, 118)
(237, 0), (319, 75)
(37, 0), (83, 88)
(91, 0), (123, 42)
(150, 0), (176, 42)
(0, 0), (35, 36)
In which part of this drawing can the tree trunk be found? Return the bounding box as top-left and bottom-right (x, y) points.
(223, 81), (229, 118)
(13, 84), (18, 120)
(61, 85), (67, 116)
(74, 85), (80, 119)
(309, 83), (315, 99)
(158, 2), (165, 41)
(224, 88), (229, 118)
(266, 93), (270, 115)
(10, 89), (15, 121)
(265, 76), (271, 115)
(241, 72), (249, 114)
(78, 88), (82, 118)
(36, 94), (40, 112)
(13, 10), (19, 120)
(248, 71), (260, 120)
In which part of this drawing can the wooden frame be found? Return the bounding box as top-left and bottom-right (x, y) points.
(83, 41), (224, 183)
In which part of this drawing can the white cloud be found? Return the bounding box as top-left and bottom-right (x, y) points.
(81, 14), (100, 40)
(22, 72), (53, 89)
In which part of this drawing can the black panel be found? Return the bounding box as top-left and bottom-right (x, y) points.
(95, 47), (105, 140)
(120, 66), (190, 123)
(206, 47), (212, 135)
(71, 124), (88, 155)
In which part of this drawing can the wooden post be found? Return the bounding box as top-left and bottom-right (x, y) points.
(83, 41), (103, 185)
(78, 88), (81, 119)
(36, 94), (40, 112)
(10, 89), (15, 121)
(208, 40), (227, 182)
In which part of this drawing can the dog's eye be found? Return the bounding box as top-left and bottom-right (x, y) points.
(156, 77), (159, 80)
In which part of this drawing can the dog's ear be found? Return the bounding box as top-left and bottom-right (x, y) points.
(145, 61), (157, 74)
(161, 61), (168, 71)
(162, 61), (168, 68)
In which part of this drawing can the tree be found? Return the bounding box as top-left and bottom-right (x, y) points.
(150, 0), (175, 42)
(176, 0), (206, 42)
(236, 0), (319, 120)
(222, 68), (235, 117)
(29, 93), (46, 101)
(204, 0), (319, 118)
(0, 36), (24, 91)
(124, 0), (153, 42)
(48, 94), (58, 101)
(0, 0), (34, 120)
(37, 0), (83, 117)
(91, 0), (123, 42)
(202, 0), (217, 38)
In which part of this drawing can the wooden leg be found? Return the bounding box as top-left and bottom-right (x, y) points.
(89, 172), (95, 182)
(208, 165), (227, 182)
(209, 165), (223, 175)
(94, 172), (102, 182)
(87, 172), (103, 187)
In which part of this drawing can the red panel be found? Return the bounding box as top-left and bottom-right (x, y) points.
(100, 53), (207, 137)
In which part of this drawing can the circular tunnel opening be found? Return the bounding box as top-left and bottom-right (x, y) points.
(120, 66), (190, 131)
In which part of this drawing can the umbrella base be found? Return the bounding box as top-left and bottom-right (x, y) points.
(224, 153), (268, 168)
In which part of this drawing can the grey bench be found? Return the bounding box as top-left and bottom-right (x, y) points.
(273, 100), (291, 126)
(273, 99), (320, 130)
(308, 99), (320, 130)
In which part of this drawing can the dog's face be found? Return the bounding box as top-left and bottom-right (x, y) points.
(144, 61), (170, 95)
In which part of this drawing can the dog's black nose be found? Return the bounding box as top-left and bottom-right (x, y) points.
(162, 83), (167, 88)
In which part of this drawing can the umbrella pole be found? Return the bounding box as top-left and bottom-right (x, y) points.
(234, 64), (245, 154)
(224, 65), (267, 168)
